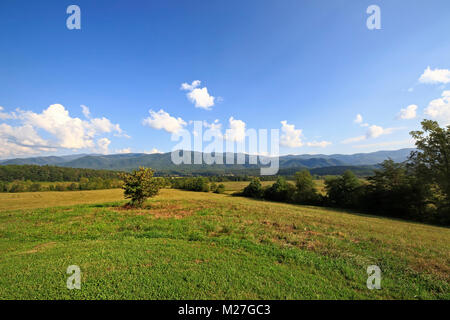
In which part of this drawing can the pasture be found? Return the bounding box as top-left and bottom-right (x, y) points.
(0, 184), (448, 299)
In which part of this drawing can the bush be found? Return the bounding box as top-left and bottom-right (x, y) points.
(214, 183), (226, 194)
(264, 177), (295, 202)
(242, 178), (263, 198)
(29, 183), (42, 192)
(120, 167), (162, 207)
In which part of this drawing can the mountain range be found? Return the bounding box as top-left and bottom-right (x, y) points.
(0, 148), (414, 176)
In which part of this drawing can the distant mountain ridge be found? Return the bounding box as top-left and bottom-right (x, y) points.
(0, 149), (414, 175)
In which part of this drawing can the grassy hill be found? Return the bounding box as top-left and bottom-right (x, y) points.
(0, 187), (448, 299)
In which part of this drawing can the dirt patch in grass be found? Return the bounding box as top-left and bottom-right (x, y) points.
(19, 241), (57, 254)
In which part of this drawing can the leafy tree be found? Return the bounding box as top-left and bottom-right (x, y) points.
(410, 120), (450, 223)
(243, 178), (263, 198)
(120, 167), (162, 207)
(410, 121), (450, 197)
(325, 170), (362, 208)
(364, 160), (429, 220)
(214, 183), (226, 194)
(293, 170), (319, 204)
(264, 176), (295, 202)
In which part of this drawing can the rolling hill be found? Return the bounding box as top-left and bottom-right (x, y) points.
(0, 148), (414, 175)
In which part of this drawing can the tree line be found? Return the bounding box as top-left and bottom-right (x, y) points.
(240, 120), (450, 226)
(0, 177), (123, 193)
(0, 165), (123, 193)
(0, 164), (121, 182)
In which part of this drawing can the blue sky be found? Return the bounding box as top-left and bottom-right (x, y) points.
(1, 0), (450, 159)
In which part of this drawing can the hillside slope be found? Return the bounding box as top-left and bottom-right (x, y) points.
(0, 188), (448, 299)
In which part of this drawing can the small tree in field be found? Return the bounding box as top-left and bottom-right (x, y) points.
(120, 167), (162, 208)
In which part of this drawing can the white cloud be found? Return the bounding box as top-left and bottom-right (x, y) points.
(81, 105), (91, 118)
(280, 120), (303, 148)
(180, 80), (201, 91)
(354, 114), (368, 127)
(142, 109), (187, 133)
(419, 66), (450, 84)
(203, 119), (221, 130)
(97, 138), (111, 154)
(306, 140), (332, 148)
(341, 135), (366, 144)
(343, 112), (403, 145)
(341, 125), (399, 144)
(366, 125), (397, 139)
(398, 104), (417, 120)
(144, 148), (163, 154)
(0, 123), (53, 156)
(19, 104), (123, 150)
(0, 106), (17, 120)
(424, 90), (450, 125)
(224, 117), (246, 142)
(181, 80), (215, 110)
(366, 125), (385, 138)
(115, 148), (132, 154)
(0, 104), (125, 158)
(352, 139), (415, 149)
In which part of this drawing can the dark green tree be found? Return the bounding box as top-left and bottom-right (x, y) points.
(325, 170), (362, 208)
(409, 120), (450, 222)
(120, 167), (162, 207)
(243, 177), (263, 198)
(293, 169), (319, 204)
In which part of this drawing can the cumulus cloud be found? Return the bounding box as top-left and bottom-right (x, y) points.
(341, 125), (399, 144)
(180, 80), (201, 91)
(419, 66), (450, 84)
(224, 117), (246, 142)
(0, 123), (54, 157)
(142, 109), (187, 133)
(0, 106), (17, 120)
(181, 80), (215, 110)
(0, 104), (125, 158)
(144, 148), (163, 154)
(398, 104), (418, 120)
(366, 125), (385, 138)
(343, 113), (402, 144)
(279, 121), (331, 148)
(424, 90), (450, 125)
(280, 120), (303, 148)
(97, 138), (111, 154)
(19, 104), (123, 149)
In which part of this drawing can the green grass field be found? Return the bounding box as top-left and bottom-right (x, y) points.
(0, 185), (448, 299)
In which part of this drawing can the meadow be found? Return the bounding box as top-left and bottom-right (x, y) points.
(0, 184), (448, 299)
